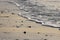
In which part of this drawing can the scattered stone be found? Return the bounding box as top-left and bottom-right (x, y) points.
(11, 13), (15, 15)
(16, 39), (19, 40)
(1, 11), (4, 13)
(45, 34), (48, 36)
(28, 26), (31, 28)
(23, 31), (26, 34)
(16, 26), (20, 28)
(21, 21), (23, 23)
(37, 32), (40, 34)
(44, 39), (47, 40)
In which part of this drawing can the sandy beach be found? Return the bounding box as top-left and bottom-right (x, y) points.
(0, 0), (60, 40)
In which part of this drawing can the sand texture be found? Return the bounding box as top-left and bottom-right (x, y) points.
(0, 0), (60, 40)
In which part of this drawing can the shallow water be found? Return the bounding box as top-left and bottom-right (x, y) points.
(13, 0), (60, 27)
(1, 0), (60, 27)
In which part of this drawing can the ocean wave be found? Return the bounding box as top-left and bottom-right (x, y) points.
(4, 0), (60, 28)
